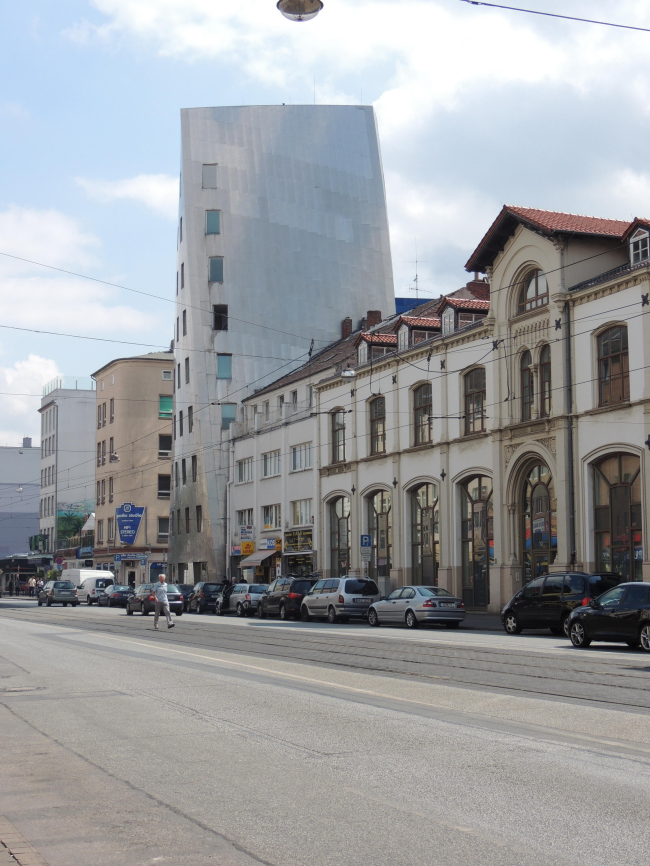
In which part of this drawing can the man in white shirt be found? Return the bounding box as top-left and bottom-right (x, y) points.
(153, 575), (175, 630)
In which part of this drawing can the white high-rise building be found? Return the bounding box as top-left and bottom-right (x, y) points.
(171, 105), (395, 582)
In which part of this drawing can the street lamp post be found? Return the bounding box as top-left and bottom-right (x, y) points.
(277, 0), (324, 22)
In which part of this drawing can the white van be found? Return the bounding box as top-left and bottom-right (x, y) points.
(69, 570), (115, 605)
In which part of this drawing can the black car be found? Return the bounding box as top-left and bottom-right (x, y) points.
(126, 584), (184, 616)
(188, 582), (224, 614)
(177, 584), (195, 611)
(257, 577), (318, 620)
(97, 585), (132, 607)
(568, 582), (650, 650)
(501, 572), (624, 637)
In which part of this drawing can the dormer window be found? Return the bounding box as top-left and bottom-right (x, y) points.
(630, 229), (649, 265)
(517, 268), (548, 314)
(412, 330), (429, 344)
(442, 308), (454, 335)
(358, 342), (368, 365)
(398, 325), (409, 351)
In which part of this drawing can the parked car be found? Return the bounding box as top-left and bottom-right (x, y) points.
(177, 584), (195, 611)
(126, 584), (184, 616)
(258, 577), (318, 620)
(188, 582), (225, 614)
(37, 580), (79, 607)
(568, 582), (650, 650)
(215, 583), (239, 615)
(230, 583), (268, 617)
(301, 577), (380, 623)
(501, 572), (625, 637)
(76, 574), (115, 605)
(97, 585), (132, 607)
(368, 585), (465, 629)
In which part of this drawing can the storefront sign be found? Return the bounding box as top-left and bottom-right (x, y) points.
(259, 538), (281, 550)
(77, 546), (94, 558)
(275, 538), (283, 551)
(284, 529), (313, 553)
(231, 545), (242, 556)
(238, 525), (254, 541)
(241, 541), (255, 555)
(115, 503), (146, 545)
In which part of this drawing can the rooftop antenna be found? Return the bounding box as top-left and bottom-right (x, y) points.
(406, 239), (429, 300)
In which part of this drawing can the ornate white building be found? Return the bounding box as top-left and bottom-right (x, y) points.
(226, 207), (650, 610)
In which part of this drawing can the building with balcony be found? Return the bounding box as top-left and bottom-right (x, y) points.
(170, 104), (396, 583)
(91, 352), (174, 585)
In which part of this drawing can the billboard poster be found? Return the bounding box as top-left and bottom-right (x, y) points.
(56, 500), (94, 542)
(115, 503), (146, 545)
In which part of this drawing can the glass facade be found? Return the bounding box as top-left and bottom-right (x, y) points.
(329, 497), (350, 577)
(461, 476), (493, 608)
(594, 453), (642, 581)
(521, 463), (557, 582)
(367, 491), (391, 580)
(410, 483), (439, 586)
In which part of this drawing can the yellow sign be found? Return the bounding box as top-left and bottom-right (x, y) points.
(241, 541), (255, 555)
(274, 538), (283, 551)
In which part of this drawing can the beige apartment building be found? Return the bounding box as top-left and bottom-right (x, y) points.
(92, 352), (174, 585)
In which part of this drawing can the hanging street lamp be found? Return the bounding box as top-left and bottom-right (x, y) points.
(277, 0), (324, 22)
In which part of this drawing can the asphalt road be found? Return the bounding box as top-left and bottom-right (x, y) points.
(0, 598), (649, 866)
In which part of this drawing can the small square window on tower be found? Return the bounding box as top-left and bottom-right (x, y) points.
(206, 210), (221, 234)
(202, 164), (218, 189)
(209, 257), (224, 282)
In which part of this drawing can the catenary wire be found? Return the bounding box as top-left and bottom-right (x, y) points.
(458, 0), (650, 34)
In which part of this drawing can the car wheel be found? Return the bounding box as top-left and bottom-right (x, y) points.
(108, 599), (114, 608)
(300, 606), (311, 622)
(445, 621), (460, 629)
(257, 603), (266, 619)
(236, 603), (245, 617)
(37, 598), (42, 606)
(63, 602), (68, 607)
(562, 613), (571, 639)
(327, 606), (339, 624)
(405, 609), (419, 629)
(87, 596), (92, 605)
(126, 607), (133, 615)
(639, 623), (650, 652)
(570, 620), (591, 648)
(215, 602), (224, 616)
(46, 598), (52, 607)
(368, 607), (380, 627)
(503, 612), (522, 635)
(279, 603), (289, 621)
(196, 604), (203, 614)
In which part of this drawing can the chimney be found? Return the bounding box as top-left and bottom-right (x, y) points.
(22, 437), (32, 449)
(341, 317), (353, 339)
(366, 310), (382, 329)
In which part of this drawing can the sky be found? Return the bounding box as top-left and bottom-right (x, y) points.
(1, 0), (650, 446)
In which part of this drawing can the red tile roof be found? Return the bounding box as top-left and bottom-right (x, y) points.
(466, 205), (633, 273)
(355, 332), (397, 347)
(622, 217), (650, 242)
(394, 315), (441, 331)
(438, 298), (490, 311)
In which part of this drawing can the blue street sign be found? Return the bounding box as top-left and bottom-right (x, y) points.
(115, 503), (146, 545)
(360, 535), (371, 549)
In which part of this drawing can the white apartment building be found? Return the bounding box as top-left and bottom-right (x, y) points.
(170, 104), (395, 582)
(228, 207), (650, 610)
(38, 377), (96, 553)
(0, 439), (40, 560)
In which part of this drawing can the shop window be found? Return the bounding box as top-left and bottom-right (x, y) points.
(329, 496), (350, 577)
(367, 490), (391, 580)
(410, 483), (439, 586)
(594, 453), (642, 581)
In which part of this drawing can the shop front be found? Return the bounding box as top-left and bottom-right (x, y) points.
(283, 529), (315, 575)
(239, 548), (277, 583)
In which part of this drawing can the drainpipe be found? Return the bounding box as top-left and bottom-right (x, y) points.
(564, 299), (576, 568)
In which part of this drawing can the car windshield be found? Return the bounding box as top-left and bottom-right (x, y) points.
(589, 574), (622, 596)
(344, 580), (379, 595)
(418, 586), (454, 598)
(248, 585), (268, 593)
(112, 586), (131, 592)
(203, 584), (221, 591)
(53, 581), (74, 589)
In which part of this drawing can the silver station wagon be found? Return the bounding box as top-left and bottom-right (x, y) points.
(301, 577), (380, 623)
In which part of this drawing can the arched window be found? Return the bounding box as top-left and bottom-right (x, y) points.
(464, 368), (486, 434)
(521, 463), (557, 582)
(410, 483), (439, 585)
(460, 476), (493, 607)
(367, 491), (391, 579)
(520, 351), (534, 421)
(594, 453), (642, 580)
(598, 326), (629, 406)
(369, 397), (386, 455)
(329, 496), (350, 577)
(331, 410), (346, 463)
(413, 384), (432, 445)
(539, 344), (551, 417)
(517, 268), (548, 314)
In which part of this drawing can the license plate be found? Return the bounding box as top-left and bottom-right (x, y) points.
(440, 602), (455, 608)
(353, 598), (369, 604)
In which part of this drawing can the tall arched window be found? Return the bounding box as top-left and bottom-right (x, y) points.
(520, 351), (534, 421)
(598, 326), (629, 406)
(540, 344), (551, 417)
(464, 368), (486, 434)
(517, 268), (548, 314)
(369, 397), (386, 455)
(329, 496), (350, 577)
(461, 476), (493, 607)
(331, 410), (346, 463)
(521, 463), (557, 582)
(413, 384), (432, 445)
(594, 453), (642, 580)
(410, 483), (439, 585)
(367, 490), (391, 579)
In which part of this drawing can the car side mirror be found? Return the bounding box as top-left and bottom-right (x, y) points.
(588, 599), (600, 609)
(381, 595), (387, 601)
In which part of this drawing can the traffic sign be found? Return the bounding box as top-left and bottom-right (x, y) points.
(360, 535), (371, 549)
(55, 557), (63, 565)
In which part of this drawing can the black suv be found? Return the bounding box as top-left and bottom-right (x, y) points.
(501, 572), (624, 637)
(568, 582), (650, 650)
(188, 582), (224, 613)
(257, 577), (318, 620)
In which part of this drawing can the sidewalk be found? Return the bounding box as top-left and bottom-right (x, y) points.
(462, 611), (503, 631)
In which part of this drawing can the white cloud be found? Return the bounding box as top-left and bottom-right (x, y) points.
(0, 354), (59, 446)
(76, 173), (179, 220)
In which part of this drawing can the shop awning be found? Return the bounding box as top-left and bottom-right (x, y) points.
(240, 550), (275, 566)
(283, 551), (313, 557)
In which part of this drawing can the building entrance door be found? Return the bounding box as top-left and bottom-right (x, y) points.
(461, 476), (493, 608)
(521, 463), (556, 584)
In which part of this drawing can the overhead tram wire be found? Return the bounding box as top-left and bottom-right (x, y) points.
(458, 1), (650, 34)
